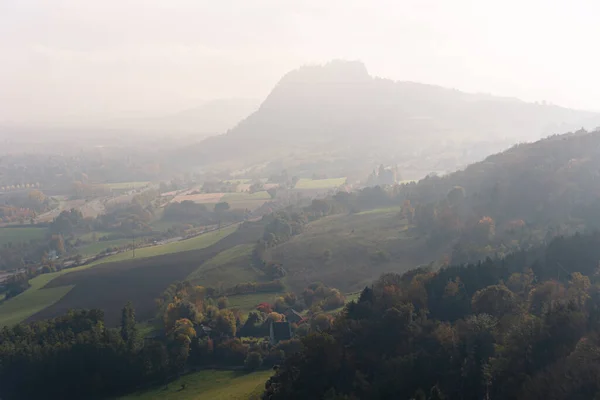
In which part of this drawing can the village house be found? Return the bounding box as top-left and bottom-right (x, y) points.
(269, 321), (292, 345)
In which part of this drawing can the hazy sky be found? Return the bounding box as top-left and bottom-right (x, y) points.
(1, 0), (599, 123)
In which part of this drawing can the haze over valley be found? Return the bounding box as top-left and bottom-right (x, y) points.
(3, 1), (600, 400)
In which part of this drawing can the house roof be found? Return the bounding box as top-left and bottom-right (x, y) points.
(271, 321), (292, 342)
(284, 309), (303, 322)
(284, 308), (302, 317)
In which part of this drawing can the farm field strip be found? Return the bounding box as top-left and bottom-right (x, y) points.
(0, 271), (74, 327)
(357, 206), (402, 215)
(75, 238), (133, 257)
(170, 191), (272, 210)
(187, 244), (254, 278)
(0, 226), (239, 327)
(223, 178), (252, 184)
(0, 227), (46, 246)
(86, 225), (239, 267)
(93, 181), (151, 190)
(226, 292), (284, 312)
(294, 177), (346, 189)
(171, 193), (225, 203)
(222, 191), (271, 200)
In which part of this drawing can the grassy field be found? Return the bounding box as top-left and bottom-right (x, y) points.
(187, 243), (282, 313)
(119, 369), (272, 400)
(357, 206), (402, 215)
(86, 225), (239, 267)
(294, 177), (346, 189)
(221, 191), (271, 210)
(170, 191), (271, 211)
(227, 292), (284, 312)
(76, 238), (132, 257)
(0, 225), (241, 327)
(187, 243), (261, 292)
(149, 219), (179, 232)
(0, 273), (73, 327)
(0, 227), (46, 246)
(95, 181), (150, 190)
(265, 207), (447, 293)
(221, 192), (271, 201)
(187, 244), (253, 280)
(223, 179), (252, 184)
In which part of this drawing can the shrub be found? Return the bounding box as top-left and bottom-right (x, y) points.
(244, 351), (263, 371)
(217, 296), (229, 310)
(215, 338), (248, 366)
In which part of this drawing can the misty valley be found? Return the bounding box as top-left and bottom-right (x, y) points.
(2, 34), (600, 400)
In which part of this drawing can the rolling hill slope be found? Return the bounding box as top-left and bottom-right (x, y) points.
(265, 208), (447, 293)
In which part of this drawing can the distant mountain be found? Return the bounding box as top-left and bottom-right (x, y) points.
(179, 60), (600, 176)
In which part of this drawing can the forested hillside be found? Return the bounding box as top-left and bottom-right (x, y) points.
(265, 232), (600, 400)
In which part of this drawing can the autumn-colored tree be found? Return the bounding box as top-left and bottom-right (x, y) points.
(171, 318), (196, 343)
(27, 189), (46, 209)
(475, 216), (496, 242)
(244, 351), (263, 371)
(283, 292), (297, 306)
(266, 312), (285, 323)
(322, 289), (345, 311)
(528, 280), (566, 316)
(401, 199), (415, 223)
(507, 219), (526, 232)
(302, 288), (316, 307)
(256, 302), (273, 314)
(568, 272), (591, 306)
(189, 285), (206, 310)
(163, 300), (199, 332)
(169, 318), (197, 371)
(311, 313), (333, 332)
(414, 203), (437, 232)
(437, 205), (461, 235)
(215, 309), (237, 337)
(120, 302), (137, 350)
(217, 296), (229, 310)
(506, 269), (535, 297)
(49, 234), (66, 254)
(472, 285), (519, 317)
(447, 186), (466, 208)
(214, 202), (230, 213)
(274, 297), (287, 313)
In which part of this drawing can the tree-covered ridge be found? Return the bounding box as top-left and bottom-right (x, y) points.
(264, 232), (600, 400)
(406, 130), (600, 227)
